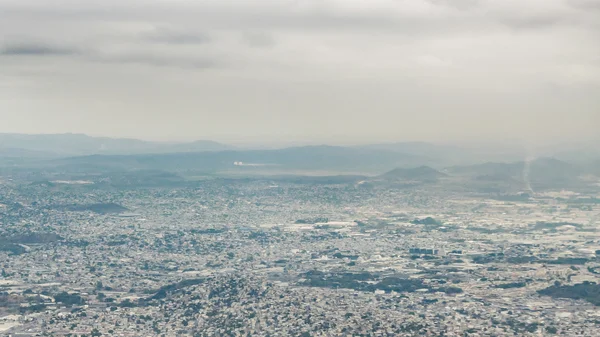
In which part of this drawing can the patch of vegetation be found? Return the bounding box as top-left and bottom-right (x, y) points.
(565, 197), (600, 205)
(466, 227), (507, 234)
(442, 287), (463, 294)
(0, 232), (63, 255)
(0, 242), (27, 255)
(54, 292), (85, 306)
(300, 271), (458, 295)
(8, 232), (63, 244)
(191, 228), (226, 235)
(19, 303), (47, 314)
(588, 266), (600, 275)
(295, 217), (329, 224)
(473, 253), (590, 266)
(539, 257), (589, 265)
(538, 281), (600, 306)
(52, 203), (128, 214)
(119, 299), (137, 308)
(472, 253), (504, 264)
(146, 278), (205, 301)
(530, 221), (582, 232)
(332, 252), (359, 260)
(495, 282), (526, 289)
(411, 217), (441, 226)
(506, 256), (538, 264)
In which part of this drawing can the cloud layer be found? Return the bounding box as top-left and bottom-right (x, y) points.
(1, 0), (598, 145)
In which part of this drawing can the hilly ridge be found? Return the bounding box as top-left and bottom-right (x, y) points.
(0, 133), (232, 157)
(46, 145), (427, 174)
(0, 134), (598, 192)
(447, 157), (589, 191)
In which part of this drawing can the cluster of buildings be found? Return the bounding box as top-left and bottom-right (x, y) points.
(1, 178), (599, 336)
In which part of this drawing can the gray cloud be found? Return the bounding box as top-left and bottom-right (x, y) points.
(0, 42), (79, 56)
(0, 35), (219, 69)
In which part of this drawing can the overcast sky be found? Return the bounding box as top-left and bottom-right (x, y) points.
(0, 0), (598, 145)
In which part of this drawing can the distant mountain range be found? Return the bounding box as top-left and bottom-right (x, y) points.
(447, 158), (581, 179)
(1, 134), (599, 189)
(446, 157), (593, 191)
(44, 145), (427, 174)
(360, 142), (529, 165)
(0, 133), (232, 157)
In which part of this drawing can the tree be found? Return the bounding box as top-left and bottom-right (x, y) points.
(54, 292), (85, 306)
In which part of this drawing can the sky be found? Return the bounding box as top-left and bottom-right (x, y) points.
(0, 0), (599, 146)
